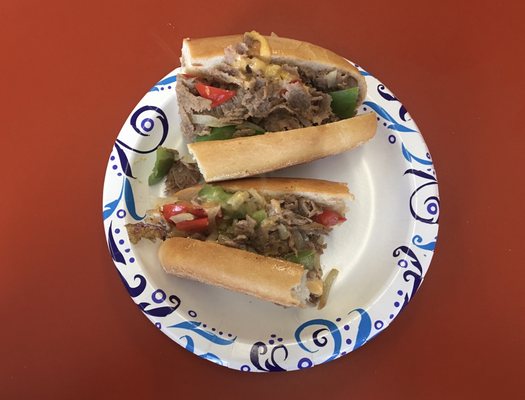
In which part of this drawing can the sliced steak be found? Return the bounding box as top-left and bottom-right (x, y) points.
(126, 222), (169, 244)
(176, 33), (363, 140)
(164, 159), (202, 195)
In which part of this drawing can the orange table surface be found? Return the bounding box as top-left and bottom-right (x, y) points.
(2, 1), (524, 398)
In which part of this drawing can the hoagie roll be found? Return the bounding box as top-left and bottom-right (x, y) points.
(126, 178), (351, 307)
(176, 32), (377, 182)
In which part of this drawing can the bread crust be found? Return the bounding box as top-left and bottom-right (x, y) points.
(158, 237), (309, 307)
(187, 112), (377, 182)
(181, 33), (367, 104)
(174, 177), (352, 214)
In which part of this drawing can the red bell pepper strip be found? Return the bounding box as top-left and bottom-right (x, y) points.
(162, 201), (207, 220)
(175, 217), (209, 232)
(313, 209), (347, 227)
(195, 82), (236, 108)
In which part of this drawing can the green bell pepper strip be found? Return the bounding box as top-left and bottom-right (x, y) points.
(285, 250), (317, 270)
(198, 185), (233, 203)
(194, 122), (266, 142)
(329, 87), (359, 119)
(148, 147), (176, 185)
(195, 125), (236, 142)
(250, 209), (267, 223)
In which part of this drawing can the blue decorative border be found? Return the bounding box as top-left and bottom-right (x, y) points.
(102, 65), (439, 371)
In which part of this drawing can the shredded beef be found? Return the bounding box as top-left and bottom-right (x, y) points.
(281, 211), (313, 226)
(283, 82), (312, 112)
(126, 222), (167, 244)
(282, 195), (298, 211)
(261, 109), (302, 132)
(217, 194), (331, 262)
(208, 90), (249, 121)
(176, 79), (211, 137)
(125, 209), (172, 244)
(125, 189), (333, 280)
(232, 215), (257, 237)
(176, 34), (357, 139)
(298, 198), (322, 218)
(290, 63), (358, 91)
(282, 195), (323, 219)
(217, 234), (246, 249)
(164, 159), (202, 195)
(177, 72), (335, 138)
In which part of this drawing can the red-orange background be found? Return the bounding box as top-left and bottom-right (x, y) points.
(2, 1), (524, 398)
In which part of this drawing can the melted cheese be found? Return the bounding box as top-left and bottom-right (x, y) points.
(232, 31), (297, 83)
(246, 31), (271, 60)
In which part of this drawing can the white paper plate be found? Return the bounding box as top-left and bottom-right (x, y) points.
(102, 64), (439, 371)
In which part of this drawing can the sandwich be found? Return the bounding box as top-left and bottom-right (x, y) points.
(126, 177), (351, 307)
(176, 31), (377, 182)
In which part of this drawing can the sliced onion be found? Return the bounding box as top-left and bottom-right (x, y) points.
(325, 70), (338, 88)
(248, 189), (266, 206)
(270, 199), (282, 214)
(191, 114), (232, 127)
(206, 205), (221, 221)
(169, 213), (195, 223)
(291, 230), (305, 250)
(313, 252), (321, 271)
(205, 205), (222, 232)
(317, 268), (339, 310)
(144, 209), (163, 224)
(277, 224), (290, 240)
(225, 191), (248, 209)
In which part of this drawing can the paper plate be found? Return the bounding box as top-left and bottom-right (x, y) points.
(102, 64), (439, 371)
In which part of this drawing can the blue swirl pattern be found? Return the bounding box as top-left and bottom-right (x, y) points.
(412, 235), (437, 251)
(181, 335), (224, 366)
(107, 222), (125, 264)
(118, 271), (147, 298)
(149, 75), (177, 92)
(393, 246), (424, 308)
(348, 309), (372, 350)
(168, 321), (237, 346)
(377, 84), (397, 101)
(116, 105), (169, 154)
(407, 181), (440, 224)
(139, 295), (180, 317)
(122, 178), (144, 221)
(250, 342), (288, 372)
(103, 177), (143, 221)
(114, 143), (135, 178)
(103, 182), (124, 221)
(404, 169), (436, 181)
(363, 101), (417, 132)
(377, 84), (410, 121)
(294, 319), (341, 363)
(402, 143), (433, 165)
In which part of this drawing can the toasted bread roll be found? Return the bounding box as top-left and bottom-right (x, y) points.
(177, 32), (376, 181)
(128, 177), (351, 307)
(159, 237), (317, 307)
(187, 113), (376, 182)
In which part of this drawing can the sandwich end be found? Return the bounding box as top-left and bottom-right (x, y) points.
(291, 271), (311, 307)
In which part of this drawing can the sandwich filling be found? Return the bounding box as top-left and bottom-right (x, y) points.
(177, 31), (360, 141)
(126, 184), (346, 297)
